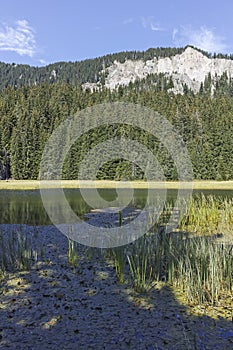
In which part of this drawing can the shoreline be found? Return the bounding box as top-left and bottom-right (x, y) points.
(0, 179), (233, 190)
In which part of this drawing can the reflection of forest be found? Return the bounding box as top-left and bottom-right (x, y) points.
(0, 188), (154, 225)
(0, 191), (50, 225)
(0, 189), (232, 225)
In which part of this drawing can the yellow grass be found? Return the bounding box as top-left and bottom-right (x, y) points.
(0, 179), (233, 190)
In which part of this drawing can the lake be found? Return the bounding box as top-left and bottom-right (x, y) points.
(0, 188), (232, 225)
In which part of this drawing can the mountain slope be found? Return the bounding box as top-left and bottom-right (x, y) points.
(1, 46), (233, 94)
(83, 47), (233, 94)
(0, 47), (185, 90)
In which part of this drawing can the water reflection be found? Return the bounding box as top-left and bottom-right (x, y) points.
(0, 188), (232, 225)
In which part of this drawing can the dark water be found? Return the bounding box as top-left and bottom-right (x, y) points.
(0, 188), (232, 225)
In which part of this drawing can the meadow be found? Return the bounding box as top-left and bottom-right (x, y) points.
(0, 179), (233, 190)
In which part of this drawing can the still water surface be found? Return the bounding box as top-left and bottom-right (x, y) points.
(0, 188), (232, 225)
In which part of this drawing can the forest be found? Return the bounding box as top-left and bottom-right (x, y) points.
(0, 46), (232, 181)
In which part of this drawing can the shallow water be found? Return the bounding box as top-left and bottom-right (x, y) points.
(0, 188), (232, 225)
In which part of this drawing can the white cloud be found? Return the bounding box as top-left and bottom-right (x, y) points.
(173, 25), (227, 53)
(0, 19), (37, 57)
(141, 17), (164, 31)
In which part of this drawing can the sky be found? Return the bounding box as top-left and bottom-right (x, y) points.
(0, 0), (233, 66)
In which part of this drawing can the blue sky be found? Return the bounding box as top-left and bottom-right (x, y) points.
(0, 0), (232, 66)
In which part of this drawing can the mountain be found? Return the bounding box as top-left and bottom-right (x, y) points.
(0, 47), (185, 90)
(1, 46), (233, 94)
(83, 46), (233, 94)
(0, 46), (233, 181)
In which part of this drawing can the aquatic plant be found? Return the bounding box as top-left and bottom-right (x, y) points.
(0, 228), (39, 274)
(111, 195), (233, 303)
(179, 194), (233, 235)
(67, 236), (79, 267)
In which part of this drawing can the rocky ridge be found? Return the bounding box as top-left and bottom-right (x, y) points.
(83, 47), (233, 94)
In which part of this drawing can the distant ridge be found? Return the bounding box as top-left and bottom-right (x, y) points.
(83, 46), (233, 94)
(1, 46), (233, 94)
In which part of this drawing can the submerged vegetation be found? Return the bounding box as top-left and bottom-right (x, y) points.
(1, 194), (232, 315)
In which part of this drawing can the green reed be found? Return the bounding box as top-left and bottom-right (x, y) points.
(111, 246), (125, 283)
(179, 194), (233, 235)
(111, 195), (233, 303)
(171, 235), (232, 304)
(115, 231), (232, 303)
(0, 229), (39, 275)
(127, 241), (153, 293)
(67, 237), (79, 267)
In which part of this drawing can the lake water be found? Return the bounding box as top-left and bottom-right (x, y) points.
(0, 188), (232, 225)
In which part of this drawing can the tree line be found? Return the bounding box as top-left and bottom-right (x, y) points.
(0, 78), (232, 181)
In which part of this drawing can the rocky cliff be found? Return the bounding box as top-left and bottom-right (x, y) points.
(83, 47), (233, 94)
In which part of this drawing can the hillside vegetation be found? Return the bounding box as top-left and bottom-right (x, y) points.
(0, 46), (232, 181)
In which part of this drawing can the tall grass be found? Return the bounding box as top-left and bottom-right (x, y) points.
(126, 236), (154, 293)
(118, 231), (232, 304)
(0, 229), (39, 276)
(111, 195), (233, 305)
(179, 194), (233, 235)
(67, 237), (79, 267)
(170, 235), (232, 304)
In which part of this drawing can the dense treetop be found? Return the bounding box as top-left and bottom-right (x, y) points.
(0, 46), (232, 181)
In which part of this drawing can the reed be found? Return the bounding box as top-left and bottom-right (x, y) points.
(171, 235), (232, 304)
(127, 250), (153, 293)
(67, 237), (79, 267)
(111, 195), (233, 303)
(0, 229), (39, 275)
(112, 246), (125, 283)
(179, 194), (233, 235)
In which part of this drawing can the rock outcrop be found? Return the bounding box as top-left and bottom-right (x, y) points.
(83, 47), (233, 94)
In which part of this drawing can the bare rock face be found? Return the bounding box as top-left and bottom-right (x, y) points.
(83, 47), (233, 94)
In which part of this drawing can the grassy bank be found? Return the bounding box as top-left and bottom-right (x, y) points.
(0, 179), (233, 190)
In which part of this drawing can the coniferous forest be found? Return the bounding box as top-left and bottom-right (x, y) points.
(0, 47), (233, 181)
